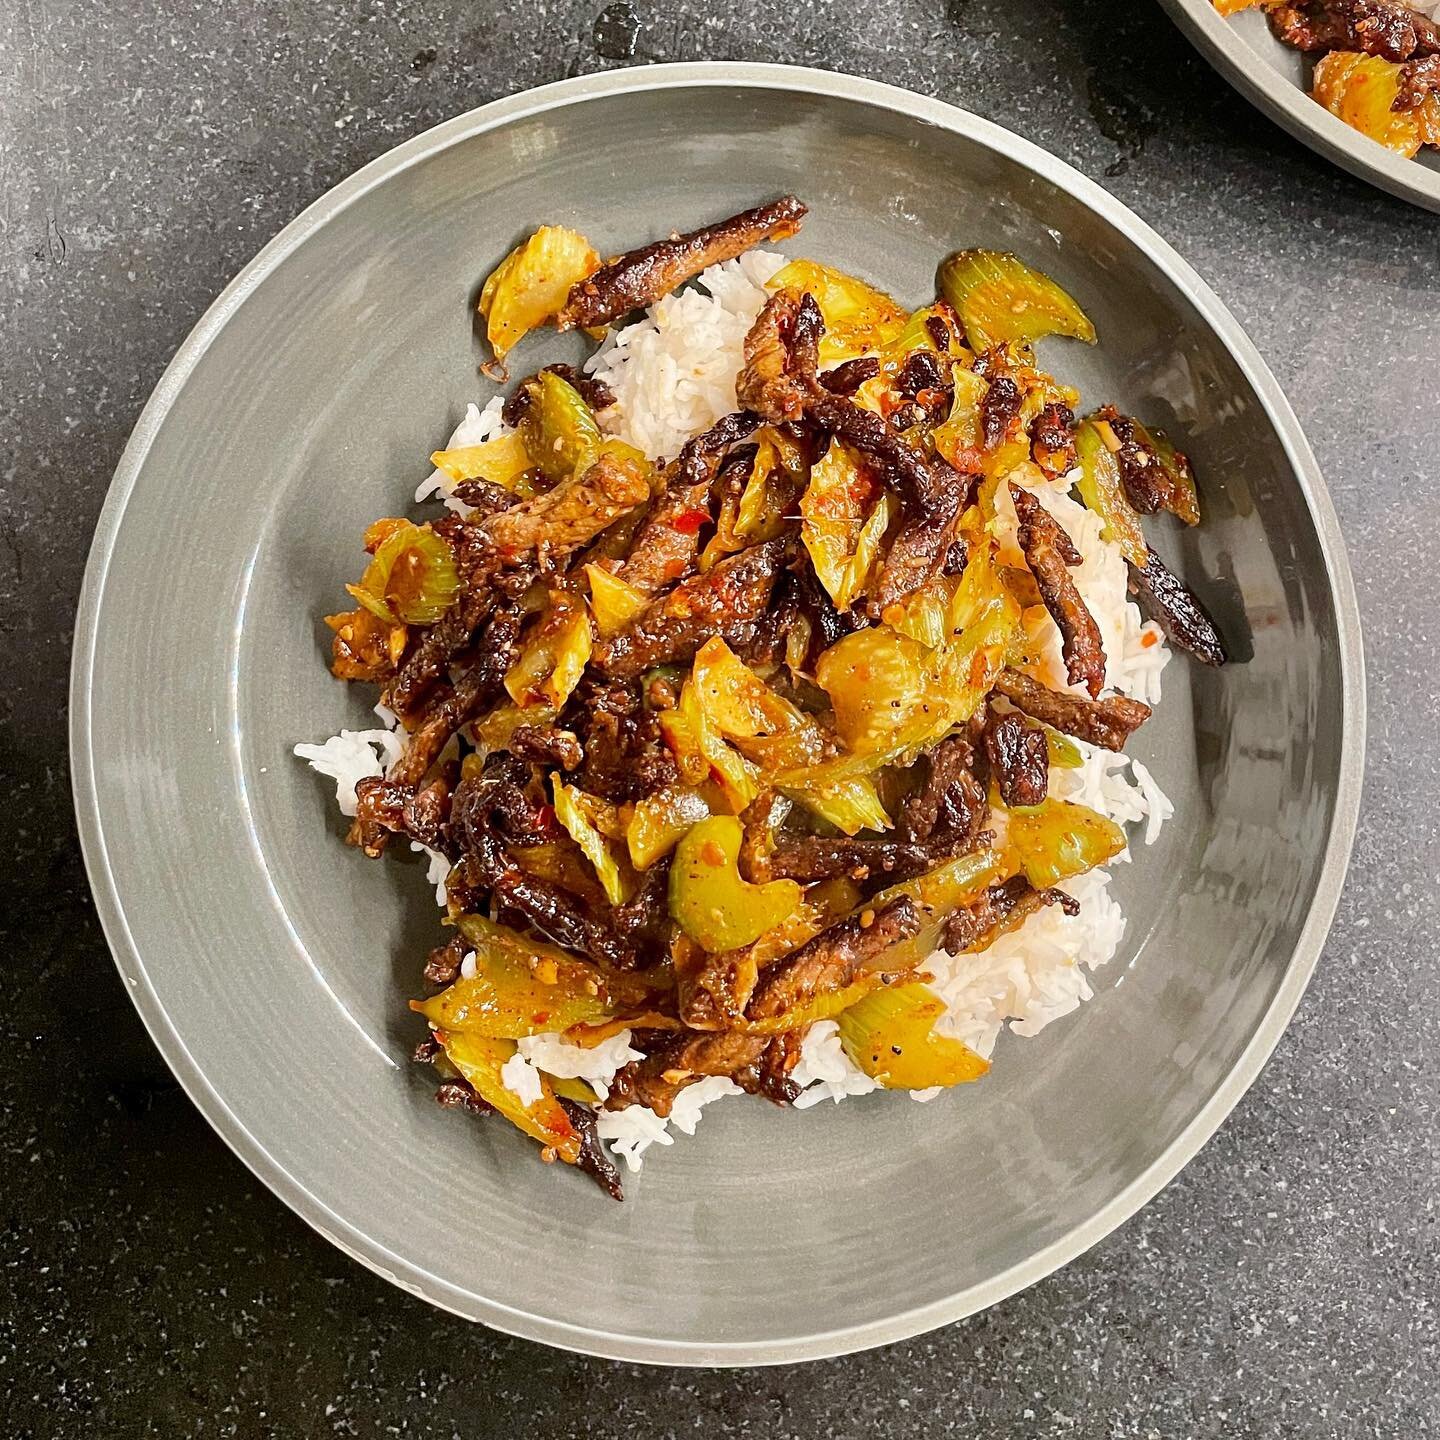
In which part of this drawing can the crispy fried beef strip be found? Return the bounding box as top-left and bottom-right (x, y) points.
(993, 667), (1151, 752)
(737, 790), (788, 884)
(350, 771), (455, 857)
(765, 835), (957, 885)
(737, 288), (815, 423)
(1397, 51), (1440, 106)
(481, 449), (650, 565)
(940, 876), (1080, 956)
(819, 356), (881, 395)
(807, 391), (964, 522)
(423, 934), (468, 988)
(351, 606), (524, 854)
(573, 678), (680, 802)
(557, 195), (808, 331)
(676, 938), (761, 1030)
(899, 735), (989, 844)
(605, 1030), (771, 1117)
(757, 1032), (803, 1105)
(617, 411), (761, 595)
(746, 896), (922, 1022)
(449, 478), (520, 517)
(435, 1077), (494, 1117)
(1011, 484), (1106, 699)
(1269, 0), (1440, 59)
(593, 538), (786, 679)
(984, 708), (1049, 809)
(1030, 402), (1077, 477)
(386, 523), (520, 719)
(557, 1097), (625, 1200)
(981, 373), (1023, 451)
(451, 774), (635, 969)
(1093, 406), (1187, 519)
(500, 364), (616, 428)
(507, 723), (585, 772)
(1127, 547), (1228, 667)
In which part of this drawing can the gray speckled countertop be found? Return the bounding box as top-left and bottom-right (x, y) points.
(3, 1), (1436, 1434)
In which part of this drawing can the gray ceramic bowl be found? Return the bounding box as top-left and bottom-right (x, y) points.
(1160, 0), (1440, 212)
(71, 64), (1364, 1365)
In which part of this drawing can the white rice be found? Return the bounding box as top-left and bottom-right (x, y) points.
(296, 248), (1182, 1172)
(414, 395), (511, 516)
(586, 250), (788, 460)
(291, 728), (404, 816)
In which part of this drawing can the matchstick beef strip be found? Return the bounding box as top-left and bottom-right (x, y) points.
(1127, 547), (1228, 667)
(615, 411), (761, 595)
(1010, 484), (1107, 699)
(994, 668), (1152, 752)
(592, 538), (787, 679)
(984, 709), (1049, 809)
(941, 877), (1079, 956)
(556, 195), (809, 331)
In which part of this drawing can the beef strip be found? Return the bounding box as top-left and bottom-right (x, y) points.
(981, 373), (1023, 451)
(984, 708), (1049, 808)
(993, 667), (1151, 751)
(500, 364), (616, 428)
(592, 538), (786, 679)
(434, 1077), (494, 1117)
(676, 940), (761, 1029)
(604, 1030), (771, 1117)
(746, 896), (922, 1022)
(573, 678), (679, 803)
(1030, 402), (1077, 477)
(756, 1032), (803, 1106)
(1396, 50), (1440, 106)
(449, 478), (520, 516)
(386, 524), (519, 719)
(1094, 406), (1186, 518)
(1269, 0), (1440, 60)
(350, 769), (455, 857)
(806, 391), (966, 523)
(940, 876), (1080, 956)
(737, 288), (815, 423)
(611, 860), (675, 964)
(1126, 546), (1228, 666)
(557, 195), (808, 331)
(481, 449), (650, 564)
(617, 411), (761, 595)
(556, 1097), (624, 1201)
(507, 723), (585, 772)
(871, 491), (964, 614)
(1011, 484), (1107, 699)
(451, 778), (635, 968)
(423, 934), (468, 988)
(765, 835), (956, 885)
(737, 790), (788, 883)
(819, 357), (881, 395)
(899, 735), (989, 844)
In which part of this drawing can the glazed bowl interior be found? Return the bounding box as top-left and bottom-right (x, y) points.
(73, 68), (1360, 1364)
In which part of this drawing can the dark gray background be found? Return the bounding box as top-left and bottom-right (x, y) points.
(2, 2), (1435, 1435)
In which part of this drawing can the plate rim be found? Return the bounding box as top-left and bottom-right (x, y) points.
(1158, 0), (1440, 213)
(69, 60), (1367, 1367)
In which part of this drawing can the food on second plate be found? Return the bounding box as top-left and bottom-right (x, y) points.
(296, 196), (1230, 1198)
(1214, 0), (1440, 158)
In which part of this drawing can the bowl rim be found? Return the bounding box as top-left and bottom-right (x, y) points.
(70, 60), (1366, 1367)
(1158, 0), (1440, 214)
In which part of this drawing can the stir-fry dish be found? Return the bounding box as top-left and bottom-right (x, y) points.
(1216, 0), (1440, 157)
(296, 197), (1229, 1198)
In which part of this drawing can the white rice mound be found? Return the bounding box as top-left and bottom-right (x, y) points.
(586, 250), (789, 460)
(295, 250), (1178, 1172)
